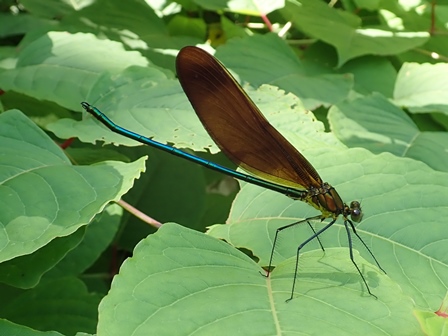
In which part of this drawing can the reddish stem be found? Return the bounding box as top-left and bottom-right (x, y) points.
(60, 137), (74, 149)
(117, 199), (162, 228)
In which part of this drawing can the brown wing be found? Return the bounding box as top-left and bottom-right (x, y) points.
(176, 46), (322, 190)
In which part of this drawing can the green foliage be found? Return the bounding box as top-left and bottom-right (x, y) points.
(0, 0), (447, 335)
(99, 223), (417, 335)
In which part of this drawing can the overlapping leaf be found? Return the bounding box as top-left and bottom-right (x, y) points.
(0, 110), (145, 265)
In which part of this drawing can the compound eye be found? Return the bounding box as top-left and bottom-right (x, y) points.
(350, 201), (363, 223)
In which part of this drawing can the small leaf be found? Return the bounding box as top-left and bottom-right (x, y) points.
(393, 62), (448, 114)
(414, 292), (448, 336)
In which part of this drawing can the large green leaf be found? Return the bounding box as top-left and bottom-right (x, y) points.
(49, 68), (338, 152)
(208, 148), (448, 311)
(97, 223), (417, 336)
(0, 110), (146, 264)
(0, 32), (148, 111)
(47, 66), (196, 149)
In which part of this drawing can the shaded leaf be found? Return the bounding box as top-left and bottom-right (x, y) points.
(0, 278), (100, 335)
(0, 319), (64, 336)
(0, 228), (84, 288)
(329, 93), (448, 172)
(62, 0), (167, 37)
(0, 32), (148, 111)
(338, 56), (397, 97)
(216, 34), (353, 109)
(280, 0), (429, 66)
(44, 204), (121, 279)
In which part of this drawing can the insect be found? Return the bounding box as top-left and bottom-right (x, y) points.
(82, 46), (385, 301)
